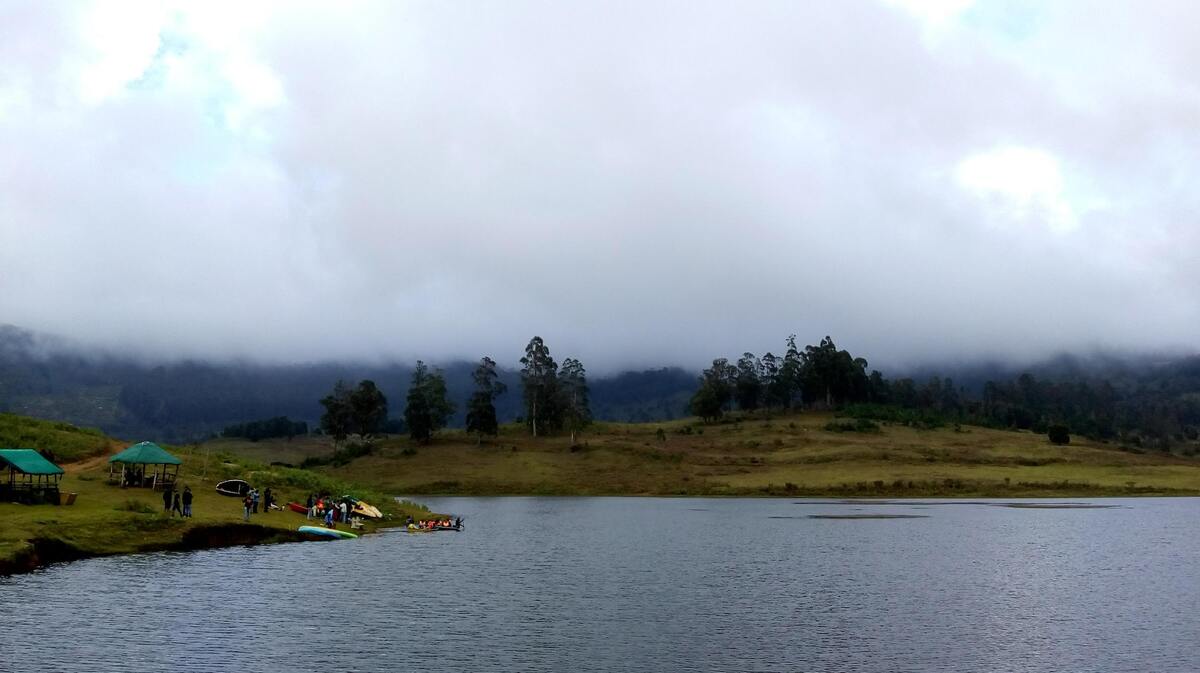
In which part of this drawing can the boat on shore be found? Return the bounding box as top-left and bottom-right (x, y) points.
(298, 525), (358, 540)
(215, 479), (250, 497)
(286, 501), (308, 514)
(343, 496), (383, 519)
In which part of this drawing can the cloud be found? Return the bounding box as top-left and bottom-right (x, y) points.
(0, 1), (1197, 371)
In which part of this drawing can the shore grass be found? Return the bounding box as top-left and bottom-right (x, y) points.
(245, 412), (1200, 497)
(0, 417), (433, 574)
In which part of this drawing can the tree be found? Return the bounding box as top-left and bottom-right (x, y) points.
(735, 352), (763, 412)
(520, 336), (560, 437)
(349, 379), (388, 440)
(319, 380), (353, 446)
(779, 335), (803, 408)
(404, 361), (455, 444)
(465, 356), (507, 444)
(1048, 424), (1071, 445)
(559, 357), (591, 444)
(760, 352), (787, 409)
(690, 358), (736, 422)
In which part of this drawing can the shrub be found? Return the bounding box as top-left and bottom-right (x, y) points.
(117, 499), (156, 514)
(1047, 425), (1071, 445)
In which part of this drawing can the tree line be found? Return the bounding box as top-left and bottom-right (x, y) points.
(689, 336), (871, 422)
(691, 335), (1200, 451)
(221, 416), (308, 442)
(317, 336), (592, 445)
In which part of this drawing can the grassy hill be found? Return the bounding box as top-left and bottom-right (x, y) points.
(0, 415), (431, 574)
(240, 412), (1200, 497)
(0, 413), (121, 462)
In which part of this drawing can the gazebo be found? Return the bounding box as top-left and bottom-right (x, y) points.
(108, 442), (182, 490)
(0, 449), (65, 504)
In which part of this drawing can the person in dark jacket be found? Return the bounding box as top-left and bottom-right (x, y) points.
(181, 486), (193, 518)
(263, 487), (273, 513)
(171, 491), (183, 517)
(243, 494), (253, 521)
(162, 487), (173, 512)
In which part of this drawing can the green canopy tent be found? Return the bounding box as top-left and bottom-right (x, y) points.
(0, 448), (65, 504)
(108, 442), (182, 490)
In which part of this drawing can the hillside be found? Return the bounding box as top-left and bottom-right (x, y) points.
(258, 412), (1200, 497)
(0, 414), (431, 574)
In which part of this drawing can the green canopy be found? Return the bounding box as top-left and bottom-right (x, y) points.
(0, 449), (64, 475)
(108, 442), (182, 465)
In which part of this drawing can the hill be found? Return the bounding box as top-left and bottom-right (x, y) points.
(223, 412), (1200, 497)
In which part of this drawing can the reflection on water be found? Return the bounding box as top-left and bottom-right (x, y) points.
(2, 497), (1197, 673)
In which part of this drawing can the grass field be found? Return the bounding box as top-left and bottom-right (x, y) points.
(231, 412), (1200, 497)
(0, 416), (432, 573)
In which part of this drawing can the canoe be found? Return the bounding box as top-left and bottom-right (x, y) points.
(298, 525), (358, 540)
(286, 502), (308, 514)
(406, 524), (463, 532)
(215, 479), (250, 497)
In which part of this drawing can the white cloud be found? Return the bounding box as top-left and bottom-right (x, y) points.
(0, 1), (1197, 368)
(955, 146), (1078, 233)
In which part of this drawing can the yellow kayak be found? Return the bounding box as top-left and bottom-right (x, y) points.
(352, 501), (383, 519)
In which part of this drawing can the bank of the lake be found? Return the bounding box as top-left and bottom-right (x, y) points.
(0, 414), (432, 575)
(263, 412), (1200, 497)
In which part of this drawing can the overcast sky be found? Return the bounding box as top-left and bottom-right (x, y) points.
(1, 1), (1197, 371)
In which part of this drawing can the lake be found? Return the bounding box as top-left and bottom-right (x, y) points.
(2, 497), (1198, 672)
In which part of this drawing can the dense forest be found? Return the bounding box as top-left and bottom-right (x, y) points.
(2, 324), (1199, 449)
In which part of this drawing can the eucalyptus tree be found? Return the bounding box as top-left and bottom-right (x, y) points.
(520, 336), (560, 437)
(558, 357), (591, 444)
(404, 361), (455, 444)
(319, 380), (353, 446)
(465, 356), (507, 444)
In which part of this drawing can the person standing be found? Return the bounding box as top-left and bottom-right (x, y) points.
(181, 486), (193, 518)
(324, 505), (335, 528)
(251, 488), (260, 514)
(263, 487), (273, 514)
(306, 493), (315, 520)
(243, 493), (252, 521)
(162, 486), (173, 512)
(171, 491), (183, 517)
(340, 501), (348, 524)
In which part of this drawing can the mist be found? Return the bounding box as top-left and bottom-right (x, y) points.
(2, 1), (1198, 372)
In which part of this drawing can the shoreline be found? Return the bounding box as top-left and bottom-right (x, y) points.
(0, 522), (318, 577)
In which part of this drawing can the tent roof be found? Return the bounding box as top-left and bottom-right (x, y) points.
(0, 449), (65, 475)
(108, 442), (182, 465)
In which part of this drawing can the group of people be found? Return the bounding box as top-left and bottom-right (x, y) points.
(406, 515), (462, 530)
(162, 485), (193, 518)
(304, 493), (356, 528)
(242, 487), (274, 521)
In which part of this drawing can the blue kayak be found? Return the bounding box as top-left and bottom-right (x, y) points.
(298, 525), (358, 540)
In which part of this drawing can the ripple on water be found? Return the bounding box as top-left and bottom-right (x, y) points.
(1, 496), (1198, 673)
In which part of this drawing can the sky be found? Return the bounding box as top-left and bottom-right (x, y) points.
(1, 1), (1197, 371)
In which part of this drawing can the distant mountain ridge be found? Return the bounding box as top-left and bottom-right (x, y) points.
(0, 324), (696, 442)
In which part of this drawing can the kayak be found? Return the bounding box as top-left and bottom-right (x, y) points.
(286, 502), (309, 514)
(351, 501), (383, 519)
(339, 495), (383, 520)
(298, 525), (358, 540)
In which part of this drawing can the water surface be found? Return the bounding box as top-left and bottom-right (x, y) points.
(2, 497), (1197, 672)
